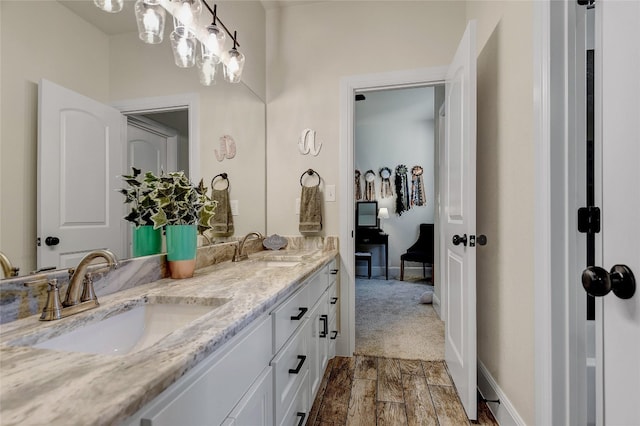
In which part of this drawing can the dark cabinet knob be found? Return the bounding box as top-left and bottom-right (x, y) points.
(452, 234), (467, 246)
(582, 265), (636, 299)
(45, 237), (60, 246)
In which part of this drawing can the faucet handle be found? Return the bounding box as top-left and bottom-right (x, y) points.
(40, 279), (62, 321)
(80, 273), (97, 303)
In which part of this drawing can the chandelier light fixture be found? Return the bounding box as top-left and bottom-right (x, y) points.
(99, 0), (245, 85)
(94, 0), (124, 13)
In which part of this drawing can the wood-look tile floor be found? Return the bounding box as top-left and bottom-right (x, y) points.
(308, 356), (498, 426)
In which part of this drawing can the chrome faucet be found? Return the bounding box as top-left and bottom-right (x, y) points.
(233, 232), (263, 262)
(40, 249), (118, 321)
(0, 251), (19, 278)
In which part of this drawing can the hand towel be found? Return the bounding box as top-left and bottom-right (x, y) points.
(299, 185), (322, 233)
(210, 188), (234, 236)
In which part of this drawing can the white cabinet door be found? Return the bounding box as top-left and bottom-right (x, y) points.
(225, 367), (274, 426)
(131, 316), (272, 426)
(442, 20), (478, 421)
(597, 1), (640, 424)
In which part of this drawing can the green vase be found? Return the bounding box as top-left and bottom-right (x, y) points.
(133, 225), (162, 257)
(165, 225), (197, 279)
(165, 224), (197, 260)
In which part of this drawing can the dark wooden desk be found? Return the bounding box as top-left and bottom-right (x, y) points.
(355, 229), (389, 280)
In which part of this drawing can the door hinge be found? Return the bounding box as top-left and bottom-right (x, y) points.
(578, 206), (600, 234)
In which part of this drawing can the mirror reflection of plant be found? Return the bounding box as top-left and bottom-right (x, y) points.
(149, 171), (217, 233)
(120, 167), (161, 227)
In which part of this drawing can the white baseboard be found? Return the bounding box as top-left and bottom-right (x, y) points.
(432, 292), (441, 318)
(478, 360), (526, 426)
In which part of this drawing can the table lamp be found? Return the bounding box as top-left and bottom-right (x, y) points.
(377, 207), (389, 231)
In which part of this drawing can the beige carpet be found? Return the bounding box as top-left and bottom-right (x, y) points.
(355, 277), (445, 360)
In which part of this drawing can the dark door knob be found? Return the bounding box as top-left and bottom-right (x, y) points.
(45, 237), (60, 246)
(452, 234), (467, 246)
(477, 235), (487, 246)
(582, 265), (636, 299)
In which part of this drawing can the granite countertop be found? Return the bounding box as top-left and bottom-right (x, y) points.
(0, 248), (338, 426)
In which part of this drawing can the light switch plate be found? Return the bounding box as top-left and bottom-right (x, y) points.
(230, 200), (239, 216)
(295, 198), (300, 215)
(325, 184), (336, 202)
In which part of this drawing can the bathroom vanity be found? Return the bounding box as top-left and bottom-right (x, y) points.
(0, 248), (339, 426)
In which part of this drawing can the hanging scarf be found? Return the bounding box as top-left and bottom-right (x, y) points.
(379, 167), (393, 198)
(355, 170), (363, 201)
(364, 169), (376, 201)
(411, 165), (426, 206)
(394, 164), (409, 215)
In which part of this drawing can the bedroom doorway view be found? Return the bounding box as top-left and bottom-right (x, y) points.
(353, 85), (445, 361)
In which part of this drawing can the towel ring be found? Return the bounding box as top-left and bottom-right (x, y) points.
(211, 173), (230, 191)
(300, 169), (321, 187)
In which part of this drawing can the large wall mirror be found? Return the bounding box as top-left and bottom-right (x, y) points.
(0, 1), (266, 278)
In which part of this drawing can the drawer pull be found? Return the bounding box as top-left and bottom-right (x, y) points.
(330, 269), (338, 275)
(330, 297), (338, 305)
(296, 412), (306, 426)
(289, 355), (306, 374)
(290, 307), (308, 321)
(319, 315), (328, 338)
(330, 330), (338, 340)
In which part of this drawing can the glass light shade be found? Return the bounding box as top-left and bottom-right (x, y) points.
(197, 56), (218, 86)
(135, 0), (166, 44)
(201, 24), (226, 64)
(173, 0), (202, 30)
(93, 0), (124, 13)
(223, 49), (245, 83)
(170, 28), (197, 68)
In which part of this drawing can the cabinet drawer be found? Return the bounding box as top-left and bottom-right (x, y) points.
(136, 315), (272, 426)
(327, 281), (338, 321)
(307, 267), (328, 310)
(271, 322), (308, 424)
(273, 285), (309, 352)
(280, 370), (310, 426)
(328, 315), (338, 361)
(327, 259), (338, 285)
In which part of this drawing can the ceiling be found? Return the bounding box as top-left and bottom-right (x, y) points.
(59, 0), (326, 35)
(59, 0), (138, 35)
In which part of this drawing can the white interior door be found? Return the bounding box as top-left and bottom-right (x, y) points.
(598, 1), (640, 424)
(442, 20), (477, 421)
(127, 118), (178, 175)
(38, 79), (125, 269)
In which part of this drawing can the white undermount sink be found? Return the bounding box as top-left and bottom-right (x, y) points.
(249, 260), (300, 268)
(31, 298), (230, 356)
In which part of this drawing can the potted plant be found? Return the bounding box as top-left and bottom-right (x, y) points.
(148, 171), (217, 278)
(120, 167), (163, 257)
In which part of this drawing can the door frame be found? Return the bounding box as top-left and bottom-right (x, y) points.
(338, 66), (447, 356)
(111, 94), (199, 260)
(533, 1), (593, 424)
(111, 93), (200, 181)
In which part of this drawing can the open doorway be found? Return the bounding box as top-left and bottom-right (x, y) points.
(123, 109), (190, 258)
(353, 84), (445, 360)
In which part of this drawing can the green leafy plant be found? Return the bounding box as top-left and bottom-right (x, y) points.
(120, 169), (217, 234)
(119, 167), (161, 227)
(148, 171), (217, 233)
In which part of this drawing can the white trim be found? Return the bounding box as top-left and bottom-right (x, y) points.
(534, 2), (591, 424)
(533, 3), (553, 424)
(338, 67), (446, 357)
(478, 361), (526, 426)
(111, 93), (201, 182)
